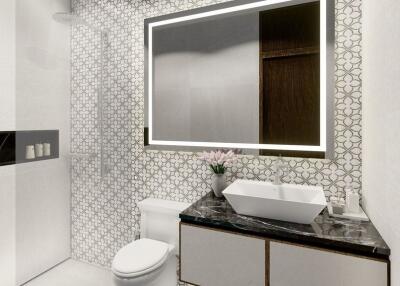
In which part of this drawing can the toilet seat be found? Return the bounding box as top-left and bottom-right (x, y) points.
(112, 238), (171, 279)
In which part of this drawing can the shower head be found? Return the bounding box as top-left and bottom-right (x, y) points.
(52, 12), (86, 26)
(52, 12), (107, 34)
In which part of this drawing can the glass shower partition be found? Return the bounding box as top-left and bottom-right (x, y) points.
(14, 6), (110, 285)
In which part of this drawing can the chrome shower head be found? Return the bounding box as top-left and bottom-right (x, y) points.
(53, 12), (107, 35)
(52, 12), (86, 26)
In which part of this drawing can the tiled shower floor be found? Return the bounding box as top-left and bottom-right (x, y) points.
(23, 259), (113, 286)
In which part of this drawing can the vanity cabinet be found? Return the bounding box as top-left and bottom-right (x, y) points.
(180, 223), (390, 286)
(270, 241), (388, 286)
(180, 223), (266, 286)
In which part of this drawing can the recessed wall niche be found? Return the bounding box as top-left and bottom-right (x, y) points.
(0, 130), (59, 166)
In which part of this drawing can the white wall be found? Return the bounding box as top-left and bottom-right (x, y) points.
(0, 1), (71, 284)
(0, 1), (16, 285)
(15, 0), (71, 284)
(0, 165), (16, 286)
(0, 0), (16, 131)
(362, 1), (400, 285)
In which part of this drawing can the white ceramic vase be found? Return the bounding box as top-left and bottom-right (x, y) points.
(211, 173), (227, 197)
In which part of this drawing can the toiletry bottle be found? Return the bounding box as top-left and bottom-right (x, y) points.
(35, 143), (44, 157)
(43, 143), (51, 156)
(345, 183), (360, 213)
(25, 145), (35, 160)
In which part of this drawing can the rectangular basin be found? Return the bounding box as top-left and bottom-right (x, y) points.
(223, 179), (327, 224)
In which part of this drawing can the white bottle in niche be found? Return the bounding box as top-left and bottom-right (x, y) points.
(345, 183), (360, 214)
(43, 143), (51, 156)
(35, 143), (43, 157)
(25, 145), (35, 160)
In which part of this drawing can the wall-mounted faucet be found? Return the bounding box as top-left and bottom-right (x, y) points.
(272, 156), (288, 185)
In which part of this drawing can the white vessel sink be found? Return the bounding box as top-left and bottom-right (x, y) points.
(223, 179), (327, 224)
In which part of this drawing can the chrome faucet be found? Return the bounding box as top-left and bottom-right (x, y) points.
(272, 156), (287, 185)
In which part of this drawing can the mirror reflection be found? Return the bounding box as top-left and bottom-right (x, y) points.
(146, 0), (328, 156)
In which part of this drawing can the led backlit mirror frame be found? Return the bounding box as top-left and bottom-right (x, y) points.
(145, 0), (334, 157)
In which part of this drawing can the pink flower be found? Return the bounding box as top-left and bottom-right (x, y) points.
(198, 149), (236, 174)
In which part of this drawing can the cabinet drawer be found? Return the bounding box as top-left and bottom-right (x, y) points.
(180, 223), (266, 286)
(270, 241), (388, 286)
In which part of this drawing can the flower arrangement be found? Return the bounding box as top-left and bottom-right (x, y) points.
(199, 150), (236, 174)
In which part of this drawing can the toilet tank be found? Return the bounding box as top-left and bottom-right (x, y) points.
(137, 199), (190, 252)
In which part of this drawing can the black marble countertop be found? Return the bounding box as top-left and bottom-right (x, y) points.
(180, 192), (390, 260)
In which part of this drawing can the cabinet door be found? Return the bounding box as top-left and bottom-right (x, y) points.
(180, 223), (266, 286)
(270, 241), (388, 286)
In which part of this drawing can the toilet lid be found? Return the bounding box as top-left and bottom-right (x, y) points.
(112, 238), (170, 276)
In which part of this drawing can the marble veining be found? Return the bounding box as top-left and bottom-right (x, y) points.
(180, 192), (390, 259)
(0, 132), (14, 166)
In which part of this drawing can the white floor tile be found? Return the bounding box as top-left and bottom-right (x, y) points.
(23, 259), (114, 286)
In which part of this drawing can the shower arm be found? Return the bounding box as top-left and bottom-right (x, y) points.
(98, 31), (108, 178)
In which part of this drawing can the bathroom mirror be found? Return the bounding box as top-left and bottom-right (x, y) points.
(144, 0), (334, 158)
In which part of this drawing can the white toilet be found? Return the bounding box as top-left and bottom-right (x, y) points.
(112, 198), (190, 286)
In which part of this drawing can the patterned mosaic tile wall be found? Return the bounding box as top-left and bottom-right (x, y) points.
(71, 0), (362, 267)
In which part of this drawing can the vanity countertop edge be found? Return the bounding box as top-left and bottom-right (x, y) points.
(179, 192), (391, 260)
